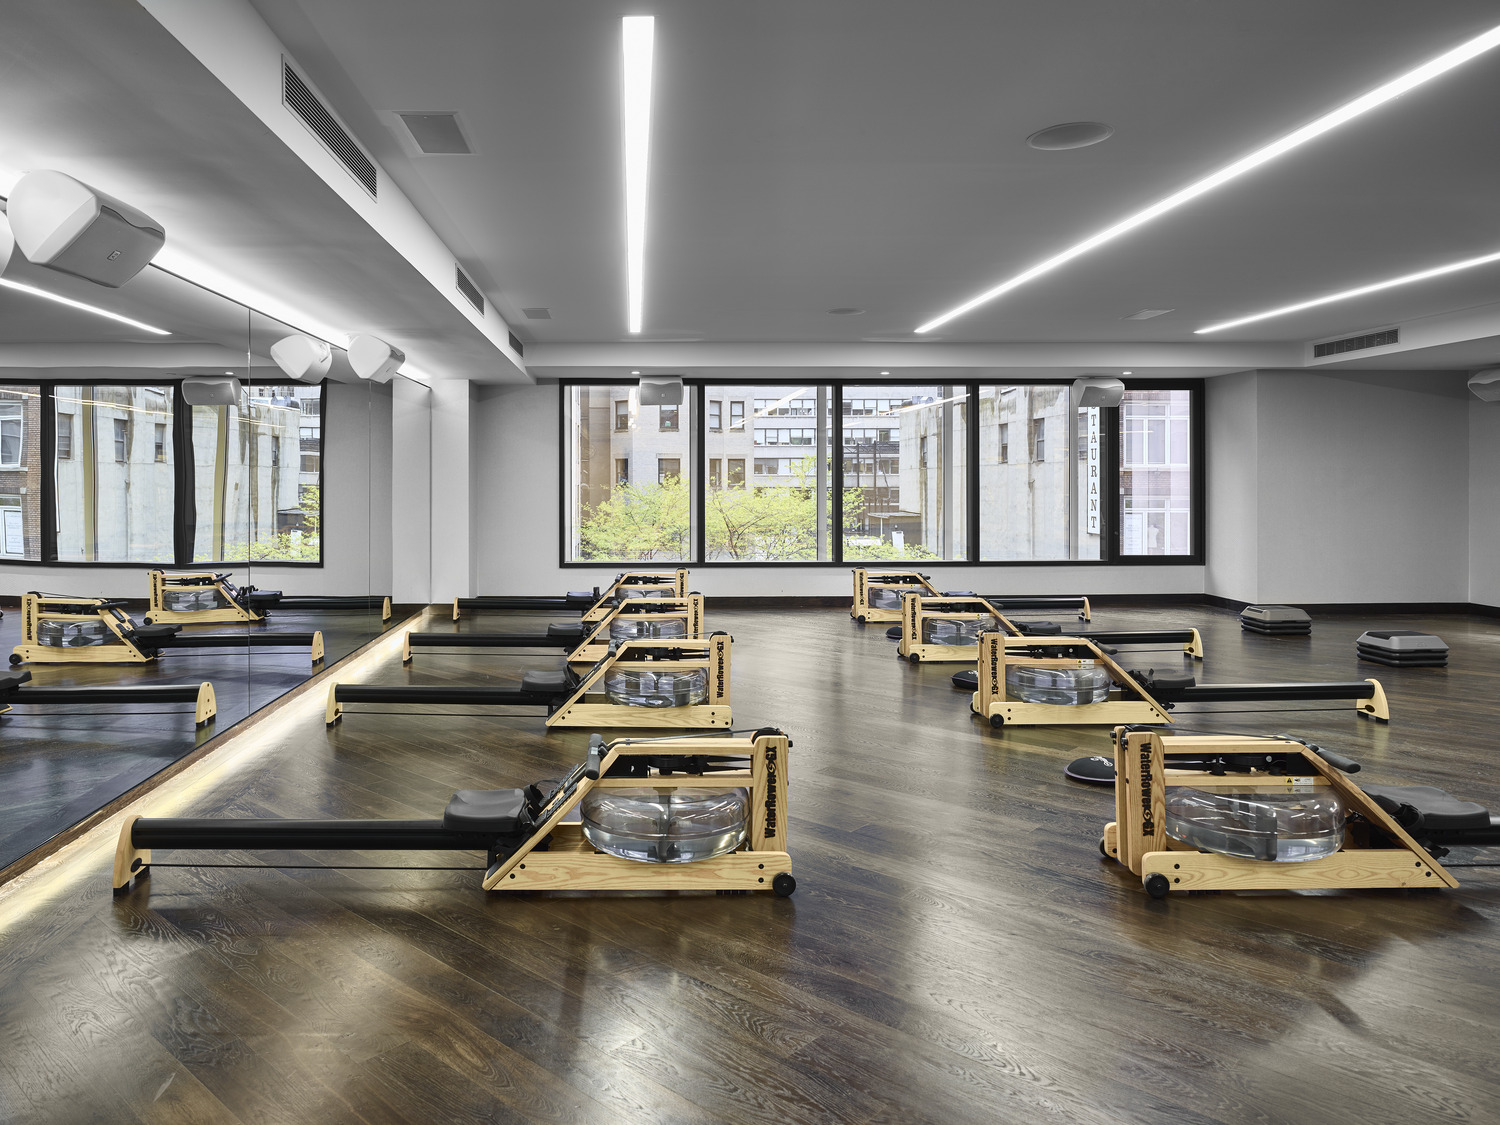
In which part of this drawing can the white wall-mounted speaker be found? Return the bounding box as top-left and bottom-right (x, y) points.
(180, 376), (241, 407)
(270, 334), (333, 381)
(6, 170), (165, 287)
(1468, 368), (1500, 402)
(638, 376), (684, 406)
(348, 334), (405, 382)
(1072, 376), (1126, 409)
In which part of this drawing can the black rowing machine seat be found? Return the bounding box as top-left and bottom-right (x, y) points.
(0, 670), (33, 693)
(546, 622), (588, 640)
(1017, 621), (1063, 636)
(242, 590), (282, 606)
(1128, 668), (1196, 698)
(132, 624), (183, 642)
(520, 667), (576, 696)
(1361, 784), (1490, 833)
(443, 789), (529, 835)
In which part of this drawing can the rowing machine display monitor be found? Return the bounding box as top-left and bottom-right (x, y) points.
(1240, 605), (1311, 636)
(603, 667), (708, 708)
(1165, 787), (1346, 862)
(1356, 630), (1448, 668)
(1006, 663), (1112, 705)
(581, 787), (749, 863)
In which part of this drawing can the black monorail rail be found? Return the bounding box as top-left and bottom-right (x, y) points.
(274, 596), (387, 611)
(456, 595), (596, 611)
(11, 683), (208, 705)
(1168, 681), (1377, 704)
(1072, 630), (1196, 646)
(334, 684), (551, 707)
(129, 818), (498, 851)
(406, 633), (573, 650)
(154, 632), (320, 650)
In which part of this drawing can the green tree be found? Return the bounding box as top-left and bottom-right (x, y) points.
(577, 476), (691, 560)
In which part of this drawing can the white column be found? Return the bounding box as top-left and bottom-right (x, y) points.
(391, 377), (432, 603)
(429, 378), (474, 601)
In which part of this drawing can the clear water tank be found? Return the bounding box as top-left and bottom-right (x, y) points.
(1005, 663), (1112, 704)
(38, 619), (109, 647)
(581, 787), (748, 862)
(163, 588), (227, 612)
(604, 667), (708, 708)
(869, 588), (902, 610)
(609, 616), (688, 641)
(1165, 787), (1345, 862)
(922, 616), (999, 644)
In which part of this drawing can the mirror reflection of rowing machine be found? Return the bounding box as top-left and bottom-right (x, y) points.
(0, 669), (216, 726)
(1100, 728), (1499, 900)
(452, 570), (690, 622)
(328, 634), (732, 729)
(850, 567), (1091, 625)
(112, 729), (793, 897)
(897, 592), (1202, 665)
(404, 594), (705, 668)
(965, 633), (1388, 728)
(11, 593), (325, 666)
(146, 569), (394, 624)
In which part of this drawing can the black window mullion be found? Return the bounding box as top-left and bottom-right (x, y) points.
(38, 383), (57, 561)
(1102, 403), (1121, 563)
(693, 381), (706, 564)
(966, 381), (979, 562)
(171, 382), (197, 565)
(831, 384), (843, 564)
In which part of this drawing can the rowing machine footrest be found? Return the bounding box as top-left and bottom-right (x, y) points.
(520, 668), (574, 695)
(443, 789), (529, 834)
(546, 622), (587, 640)
(1017, 621), (1063, 636)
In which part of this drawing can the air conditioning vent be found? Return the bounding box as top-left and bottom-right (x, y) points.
(397, 112), (472, 155)
(455, 266), (484, 313)
(522, 307), (552, 320)
(508, 332), (525, 357)
(282, 60), (377, 198)
(1313, 328), (1398, 358)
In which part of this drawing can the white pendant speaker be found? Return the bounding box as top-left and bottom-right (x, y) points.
(348, 334), (405, 382)
(270, 335), (333, 382)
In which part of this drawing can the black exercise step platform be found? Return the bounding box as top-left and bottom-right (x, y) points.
(1356, 630), (1448, 667)
(1240, 605), (1312, 635)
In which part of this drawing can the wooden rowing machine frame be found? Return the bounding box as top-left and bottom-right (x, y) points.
(452, 569), (690, 622)
(146, 569), (266, 625)
(970, 633), (1389, 729)
(850, 567), (1093, 625)
(329, 633), (732, 729)
(1101, 729), (1455, 899)
(406, 594), (706, 666)
(897, 592), (1202, 665)
(481, 730), (792, 893)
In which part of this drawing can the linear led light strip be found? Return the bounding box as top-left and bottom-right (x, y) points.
(915, 21), (1500, 334)
(0, 277), (170, 335)
(623, 15), (655, 334)
(1196, 248), (1500, 334)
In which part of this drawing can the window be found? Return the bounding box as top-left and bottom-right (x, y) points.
(564, 386), (691, 562)
(1120, 389), (1193, 556)
(755, 427), (815, 446)
(113, 418), (129, 462)
(156, 423), (168, 463)
(659, 405), (679, 432)
(998, 423), (1008, 463)
(708, 400), (722, 431)
(1, 494), (23, 557)
(727, 458), (745, 487)
(1031, 418), (1045, 462)
(979, 386), (1097, 561)
(0, 401), (22, 468)
(709, 459), (721, 488)
(729, 401), (745, 430)
(300, 453), (320, 474)
(57, 413), (73, 459)
(842, 384), (967, 561)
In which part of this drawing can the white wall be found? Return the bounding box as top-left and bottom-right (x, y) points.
(1470, 396), (1500, 609)
(475, 383), (1205, 599)
(1205, 372), (1259, 603)
(390, 377), (431, 603)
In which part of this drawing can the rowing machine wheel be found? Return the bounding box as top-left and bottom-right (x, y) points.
(1098, 836), (1108, 857)
(908, 653), (920, 664)
(142, 617), (152, 625)
(8, 654), (19, 666)
(1144, 873), (1170, 900)
(856, 615), (866, 625)
(989, 714), (1004, 729)
(772, 872), (796, 897)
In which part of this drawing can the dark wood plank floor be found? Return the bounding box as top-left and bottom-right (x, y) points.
(1, 602), (1498, 1124)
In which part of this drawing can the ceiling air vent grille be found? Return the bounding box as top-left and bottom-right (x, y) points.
(508, 332), (525, 357)
(455, 266), (484, 313)
(282, 61), (377, 197)
(1313, 328), (1398, 358)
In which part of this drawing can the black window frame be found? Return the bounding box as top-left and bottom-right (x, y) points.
(0, 376), (327, 569)
(559, 377), (1204, 568)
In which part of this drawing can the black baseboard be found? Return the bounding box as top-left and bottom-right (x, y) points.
(707, 593), (1500, 618)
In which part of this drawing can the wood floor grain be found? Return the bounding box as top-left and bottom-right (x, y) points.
(2, 603), (1499, 1125)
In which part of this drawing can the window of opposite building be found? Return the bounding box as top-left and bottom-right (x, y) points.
(727, 458), (745, 487)
(1120, 388), (1194, 556)
(658, 457), (680, 483)
(56, 413), (73, 459)
(709, 459), (721, 488)
(708, 400), (722, 431)
(0, 401), (22, 468)
(1031, 418), (1045, 462)
(729, 401), (744, 430)
(659, 405), (679, 432)
(616, 458), (629, 485)
(614, 400), (629, 431)
(157, 424), (169, 463)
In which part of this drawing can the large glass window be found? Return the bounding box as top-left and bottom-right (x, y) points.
(565, 385), (692, 561)
(1121, 388), (1193, 555)
(842, 385), (968, 561)
(705, 385), (832, 561)
(0, 387), (41, 559)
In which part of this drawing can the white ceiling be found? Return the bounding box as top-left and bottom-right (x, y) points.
(243, 0), (1500, 369)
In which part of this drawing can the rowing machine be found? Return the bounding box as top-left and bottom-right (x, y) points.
(1100, 729), (1497, 899)
(851, 568), (1092, 625)
(112, 729), (793, 897)
(453, 569), (690, 622)
(0, 669), (216, 725)
(145, 570), (280, 625)
(896, 593), (1202, 665)
(11, 594), (325, 666)
(275, 594), (393, 621)
(406, 595), (705, 667)
(967, 633), (1388, 729)
(329, 633), (732, 729)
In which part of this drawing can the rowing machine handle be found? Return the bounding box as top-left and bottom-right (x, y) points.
(585, 734), (605, 780)
(1313, 748), (1361, 774)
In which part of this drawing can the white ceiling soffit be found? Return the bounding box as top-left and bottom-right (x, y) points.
(0, 0), (523, 384)
(242, 0), (1500, 371)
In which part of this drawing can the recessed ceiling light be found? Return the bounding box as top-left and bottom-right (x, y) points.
(828, 307), (865, 315)
(1122, 309), (1174, 320)
(622, 16), (655, 334)
(1196, 247), (1500, 334)
(1122, 370), (1133, 375)
(1027, 121), (1113, 151)
(916, 21), (1500, 334)
(224, 370), (234, 375)
(0, 278), (170, 335)
(631, 370), (641, 374)
(879, 370), (890, 375)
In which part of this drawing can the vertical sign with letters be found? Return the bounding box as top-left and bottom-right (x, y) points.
(1086, 410), (1101, 535)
